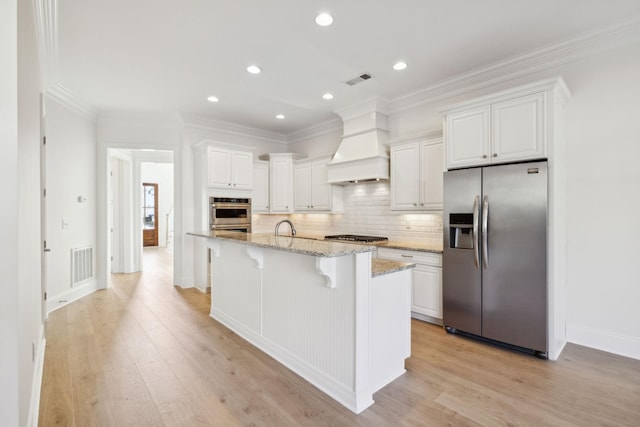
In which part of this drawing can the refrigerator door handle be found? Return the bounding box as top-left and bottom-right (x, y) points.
(482, 195), (489, 269)
(473, 195), (480, 268)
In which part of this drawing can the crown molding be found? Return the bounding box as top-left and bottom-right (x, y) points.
(32, 0), (58, 89)
(333, 96), (393, 122)
(46, 84), (97, 121)
(389, 128), (443, 145)
(286, 117), (342, 145)
(182, 114), (288, 145)
(388, 14), (640, 114)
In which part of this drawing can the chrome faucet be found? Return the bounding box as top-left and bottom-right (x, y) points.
(275, 219), (296, 237)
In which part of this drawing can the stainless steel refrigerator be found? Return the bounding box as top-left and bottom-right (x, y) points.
(443, 161), (547, 357)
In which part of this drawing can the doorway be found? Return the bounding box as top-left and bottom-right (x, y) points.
(107, 149), (174, 275)
(142, 182), (158, 247)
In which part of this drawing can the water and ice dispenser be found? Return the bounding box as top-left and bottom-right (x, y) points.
(449, 213), (474, 249)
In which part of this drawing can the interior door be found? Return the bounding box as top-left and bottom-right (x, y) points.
(142, 183), (158, 246)
(40, 94), (48, 320)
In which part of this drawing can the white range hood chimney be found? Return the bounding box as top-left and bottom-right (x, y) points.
(327, 99), (390, 184)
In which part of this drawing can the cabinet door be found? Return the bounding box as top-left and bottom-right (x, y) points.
(252, 162), (269, 212)
(412, 264), (442, 320)
(420, 141), (444, 210)
(310, 160), (331, 210)
(445, 106), (491, 169)
(207, 147), (231, 188)
(232, 151), (253, 190)
(390, 143), (420, 210)
(492, 92), (545, 163)
(270, 157), (293, 213)
(294, 163), (312, 211)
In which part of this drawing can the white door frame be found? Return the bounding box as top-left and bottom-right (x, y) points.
(98, 141), (184, 288)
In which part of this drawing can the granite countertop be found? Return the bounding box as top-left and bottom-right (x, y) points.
(376, 240), (443, 254)
(371, 258), (416, 278)
(295, 233), (443, 254)
(187, 231), (377, 258)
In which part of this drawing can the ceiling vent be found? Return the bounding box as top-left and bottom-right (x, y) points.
(345, 73), (372, 86)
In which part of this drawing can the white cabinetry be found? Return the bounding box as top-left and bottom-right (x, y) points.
(294, 158), (343, 212)
(442, 79), (568, 170)
(259, 153), (306, 214)
(252, 161), (270, 212)
(207, 147), (253, 190)
(378, 248), (442, 323)
(390, 138), (444, 211)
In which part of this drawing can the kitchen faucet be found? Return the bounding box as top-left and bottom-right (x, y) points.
(274, 219), (296, 237)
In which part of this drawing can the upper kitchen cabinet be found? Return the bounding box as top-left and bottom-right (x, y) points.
(259, 153), (306, 214)
(294, 158), (344, 212)
(390, 138), (444, 211)
(252, 160), (270, 213)
(441, 77), (570, 170)
(207, 146), (253, 190)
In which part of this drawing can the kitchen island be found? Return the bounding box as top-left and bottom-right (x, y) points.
(187, 231), (414, 414)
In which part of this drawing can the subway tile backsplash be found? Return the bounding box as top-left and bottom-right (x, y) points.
(253, 181), (443, 244)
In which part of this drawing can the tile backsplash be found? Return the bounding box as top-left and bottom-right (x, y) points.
(253, 181), (443, 244)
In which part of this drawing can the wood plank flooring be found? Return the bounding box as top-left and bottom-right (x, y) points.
(39, 247), (640, 426)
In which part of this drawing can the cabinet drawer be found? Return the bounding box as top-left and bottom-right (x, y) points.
(377, 248), (441, 267)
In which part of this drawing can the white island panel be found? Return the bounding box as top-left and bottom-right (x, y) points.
(262, 251), (357, 389)
(208, 241), (262, 335)
(202, 235), (411, 414)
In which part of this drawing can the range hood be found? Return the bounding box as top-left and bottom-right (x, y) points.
(327, 101), (390, 184)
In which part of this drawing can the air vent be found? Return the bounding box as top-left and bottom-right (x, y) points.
(345, 73), (372, 86)
(71, 246), (94, 286)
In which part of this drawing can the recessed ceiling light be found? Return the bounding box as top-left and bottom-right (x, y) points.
(322, 93), (334, 100)
(276, 114), (285, 120)
(246, 65), (262, 74)
(393, 61), (407, 71)
(207, 96), (219, 103)
(315, 13), (333, 27)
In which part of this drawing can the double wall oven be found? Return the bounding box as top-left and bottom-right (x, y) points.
(209, 197), (251, 233)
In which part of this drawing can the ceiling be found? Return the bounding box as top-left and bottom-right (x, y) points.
(52, 0), (640, 136)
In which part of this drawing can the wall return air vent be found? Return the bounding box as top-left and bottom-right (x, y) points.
(345, 73), (372, 86)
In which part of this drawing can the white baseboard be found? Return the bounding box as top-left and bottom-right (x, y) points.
(567, 323), (640, 360)
(47, 279), (98, 313)
(27, 325), (46, 427)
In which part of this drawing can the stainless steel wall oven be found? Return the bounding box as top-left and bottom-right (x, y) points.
(209, 197), (251, 232)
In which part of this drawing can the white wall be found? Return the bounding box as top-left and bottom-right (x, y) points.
(18, 0), (46, 423)
(286, 125), (342, 159)
(45, 99), (97, 312)
(1, 0), (20, 424)
(560, 46), (640, 358)
(141, 162), (174, 247)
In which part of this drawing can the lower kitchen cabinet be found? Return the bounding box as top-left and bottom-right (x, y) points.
(377, 247), (442, 324)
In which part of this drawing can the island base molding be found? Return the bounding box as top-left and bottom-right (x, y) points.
(211, 307), (379, 413)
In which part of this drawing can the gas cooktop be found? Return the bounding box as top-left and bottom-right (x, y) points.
(324, 234), (389, 243)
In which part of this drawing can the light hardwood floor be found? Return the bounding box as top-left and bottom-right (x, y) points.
(39, 247), (640, 426)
